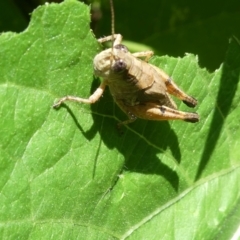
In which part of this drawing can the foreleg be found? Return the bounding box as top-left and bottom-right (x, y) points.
(53, 82), (106, 108)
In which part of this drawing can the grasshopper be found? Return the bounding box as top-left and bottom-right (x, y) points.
(53, 0), (199, 126)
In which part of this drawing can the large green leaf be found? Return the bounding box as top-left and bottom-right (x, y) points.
(0, 0), (240, 239)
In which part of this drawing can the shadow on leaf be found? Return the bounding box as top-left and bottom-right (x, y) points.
(59, 76), (186, 191)
(195, 37), (240, 180)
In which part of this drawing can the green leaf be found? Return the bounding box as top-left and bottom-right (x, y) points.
(0, 0), (240, 239)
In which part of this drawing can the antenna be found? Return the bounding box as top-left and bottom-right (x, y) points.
(109, 0), (115, 63)
(109, 0), (115, 42)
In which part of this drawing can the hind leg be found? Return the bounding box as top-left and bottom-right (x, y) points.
(116, 101), (199, 126)
(130, 103), (199, 123)
(151, 65), (198, 108)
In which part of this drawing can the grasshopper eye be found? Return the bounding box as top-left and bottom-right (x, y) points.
(112, 59), (127, 72)
(114, 44), (128, 53)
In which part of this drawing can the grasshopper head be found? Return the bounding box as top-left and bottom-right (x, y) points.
(93, 44), (129, 79)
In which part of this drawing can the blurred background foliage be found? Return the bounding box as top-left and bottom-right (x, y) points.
(1, 0), (240, 71)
